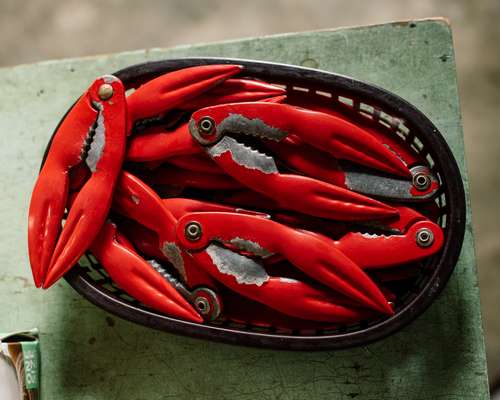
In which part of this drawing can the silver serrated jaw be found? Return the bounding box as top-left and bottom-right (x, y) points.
(207, 136), (278, 174)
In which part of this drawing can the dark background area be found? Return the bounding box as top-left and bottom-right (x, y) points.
(1, 0), (499, 393)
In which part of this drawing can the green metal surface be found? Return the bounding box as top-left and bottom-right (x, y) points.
(0, 18), (489, 399)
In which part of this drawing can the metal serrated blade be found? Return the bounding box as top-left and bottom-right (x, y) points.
(342, 162), (439, 201)
(207, 136), (278, 174)
(217, 113), (288, 141)
(206, 244), (270, 286)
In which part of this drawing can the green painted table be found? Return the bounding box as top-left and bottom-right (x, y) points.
(0, 18), (489, 399)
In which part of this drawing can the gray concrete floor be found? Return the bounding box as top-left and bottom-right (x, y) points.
(1, 0), (499, 389)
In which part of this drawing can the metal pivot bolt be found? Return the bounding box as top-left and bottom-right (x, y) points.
(198, 116), (215, 136)
(98, 83), (114, 101)
(412, 171), (431, 191)
(416, 228), (434, 248)
(195, 297), (210, 314)
(190, 288), (222, 321)
(185, 221), (202, 241)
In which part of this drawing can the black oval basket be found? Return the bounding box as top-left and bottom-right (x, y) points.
(48, 58), (466, 350)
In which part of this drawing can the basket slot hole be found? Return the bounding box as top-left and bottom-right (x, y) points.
(440, 213), (447, 228)
(87, 254), (99, 265)
(86, 269), (106, 282)
(120, 293), (136, 302)
(338, 96), (354, 107)
(413, 137), (424, 152)
(102, 283), (118, 292)
(292, 86), (309, 93)
(315, 90), (332, 98)
(272, 83), (287, 90)
(78, 255), (92, 268)
(425, 153), (435, 169)
(95, 268), (110, 279)
(438, 193), (447, 208)
(360, 103), (374, 114)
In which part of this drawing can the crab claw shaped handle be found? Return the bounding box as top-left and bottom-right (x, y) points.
(189, 102), (410, 177)
(127, 123), (202, 162)
(126, 64), (243, 127)
(28, 89), (97, 287)
(176, 212), (393, 315)
(336, 219), (444, 269)
(194, 138), (398, 221)
(42, 76), (127, 288)
(90, 222), (202, 323)
(189, 245), (376, 323)
(28, 76), (119, 287)
(179, 78), (286, 110)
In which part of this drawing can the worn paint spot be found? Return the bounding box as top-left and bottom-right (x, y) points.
(217, 113), (288, 141)
(85, 101), (105, 172)
(208, 136), (278, 174)
(102, 75), (119, 84)
(105, 316), (115, 327)
(360, 232), (389, 239)
(279, 277), (299, 284)
(206, 244), (269, 286)
(228, 237), (274, 258)
(161, 242), (186, 280)
(131, 195), (140, 205)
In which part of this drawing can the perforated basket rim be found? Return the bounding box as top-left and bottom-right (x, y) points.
(46, 57), (467, 350)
